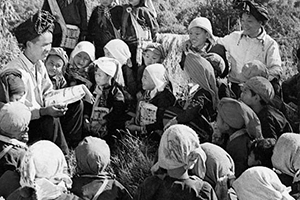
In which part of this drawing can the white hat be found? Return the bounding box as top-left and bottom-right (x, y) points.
(188, 17), (215, 44)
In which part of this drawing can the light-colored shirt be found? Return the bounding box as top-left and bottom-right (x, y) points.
(217, 28), (282, 83)
(4, 53), (54, 119)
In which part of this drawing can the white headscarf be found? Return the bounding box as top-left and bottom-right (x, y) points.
(232, 166), (294, 200)
(104, 39), (131, 66)
(94, 57), (125, 87)
(19, 140), (72, 199)
(157, 124), (207, 179)
(70, 41), (95, 66)
(144, 64), (168, 99)
(272, 133), (300, 183)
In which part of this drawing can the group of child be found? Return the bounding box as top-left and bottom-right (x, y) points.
(0, 0), (300, 199)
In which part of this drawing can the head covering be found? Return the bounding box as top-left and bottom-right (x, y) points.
(157, 124), (207, 179)
(234, 0), (269, 25)
(232, 166), (294, 200)
(201, 143), (235, 199)
(47, 47), (69, 67)
(240, 60), (268, 82)
(144, 64), (168, 99)
(104, 39), (131, 66)
(13, 10), (55, 45)
(204, 53), (226, 77)
(144, 42), (166, 60)
(20, 140), (72, 199)
(70, 41), (95, 66)
(75, 136), (110, 175)
(184, 52), (218, 109)
(242, 76), (274, 103)
(0, 101), (31, 139)
(94, 57), (125, 87)
(272, 133), (300, 183)
(218, 97), (262, 139)
(188, 17), (215, 44)
(0, 68), (25, 103)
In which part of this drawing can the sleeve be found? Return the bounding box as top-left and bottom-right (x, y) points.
(86, 7), (98, 43)
(104, 88), (127, 123)
(113, 180), (133, 200)
(133, 177), (160, 200)
(111, 6), (123, 30)
(265, 39), (282, 80)
(199, 182), (218, 200)
(78, 0), (88, 40)
(215, 33), (237, 51)
(176, 89), (211, 123)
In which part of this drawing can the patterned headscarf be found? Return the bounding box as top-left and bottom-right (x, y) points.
(240, 60), (268, 82)
(94, 57), (125, 87)
(75, 136), (110, 175)
(13, 10), (55, 45)
(47, 47), (69, 67)
(272, 133), (300, 183)
(0, 68), (25, 103)
(218, 97), (262, 139)
(232, 166), (294, 200)
(144, 64), (168, 99)
(184, 52), (218, 109)
(104, 39), (131, 66)
(242, 76), (274, 103)
(69, 41), (96, 67)
(20, 140), (72, 199)
(157, 124), (207, 179)
(0, 101), (31, 139)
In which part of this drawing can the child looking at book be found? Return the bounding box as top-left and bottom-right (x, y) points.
(45, 47), (69, 89)
(63, 41), (95, 89)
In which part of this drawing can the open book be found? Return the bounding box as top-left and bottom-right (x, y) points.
(44, 84), (94, 107)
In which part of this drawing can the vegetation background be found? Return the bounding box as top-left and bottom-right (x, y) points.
(1, 0), (300, 195)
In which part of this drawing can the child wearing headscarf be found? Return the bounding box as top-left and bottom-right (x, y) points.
(164, 52), (218, 142)
(45, 47), (69, 89)
(0, 102), (30, 177)
(104, 39), (136, 100)
(125, 64), (175, 139)
(63, 41), (95, 89)
(201, 143), (235, 200)
(272, 133), (300, 197)
(135, 124), (217, 200)
(71, 136), (132, 200)
(83, 57), (130, 144)
(7, 140), (80, 200)
(231, 166), (294, 200)
(217, 97), (262, 177)
(0, 69), (25, 103)
(87, 0), (122, 58)
(240, 76), (293, 139)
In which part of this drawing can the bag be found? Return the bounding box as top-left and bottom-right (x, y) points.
(60, 24), (80, 49)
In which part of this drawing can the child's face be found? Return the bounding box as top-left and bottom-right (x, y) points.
(240, 87), (256, 107)
(188, 27), (207, 49)
(142, 70), (155, 91)
(45, 55), (64, 77)
(100, 0), (114, 7)
(104, 48), (114, 59)
(73, 52), (91, 69)
(9, 92), (25, 102)
(143, 50), (161, 66)
(129, 0), (140, 6)
(95, 68), (111, 86)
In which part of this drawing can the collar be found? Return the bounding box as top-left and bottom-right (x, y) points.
(229, 128), (247, 142)
(20, 53), (35, 72)
(0, 134), (28, 149)
(239, 27), (267, 46)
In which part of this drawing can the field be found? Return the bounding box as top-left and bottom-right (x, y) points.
(1, 0), (300, 196)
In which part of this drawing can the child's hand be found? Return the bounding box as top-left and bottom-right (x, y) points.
(136, 91), (143, 101)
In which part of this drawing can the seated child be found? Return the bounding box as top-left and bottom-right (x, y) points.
(0, 101), (30, 177)
(7, 140), (80, 200)
(63, 41), (95, 89)
(135, 124), (217, 200)
(240, 76), (293, 139)
(217, 97), (263, 177)
(0, 68), (25, 103)
(83, 57), (130, 144)
(247, 138), (276, 169)
(231, 166), (294, 200)
(137, 42), (166, 99)
(125, 64), (176, 139)
(44, 47), (69, 89)
(71, 136), (132, 200)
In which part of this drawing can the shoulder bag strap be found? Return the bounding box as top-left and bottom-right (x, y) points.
(92, 178), (109, 200)
(47, 0), (67, 36)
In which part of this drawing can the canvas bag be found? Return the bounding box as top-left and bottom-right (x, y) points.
(47, 0), (80, 49)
